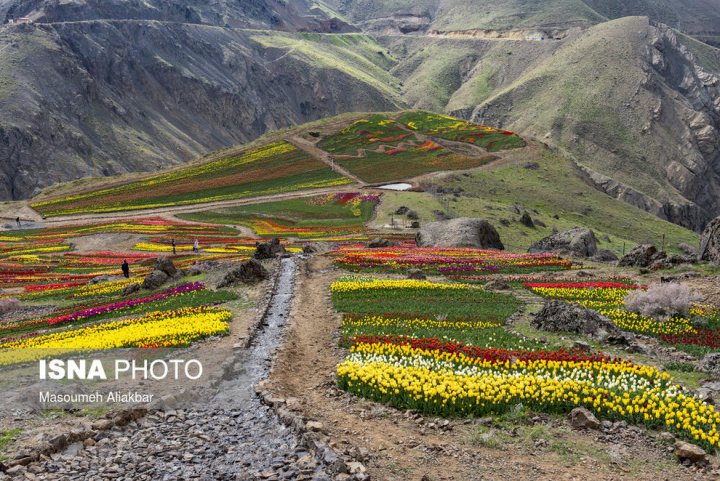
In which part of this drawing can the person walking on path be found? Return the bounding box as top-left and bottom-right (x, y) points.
(171, 239), (177, 255)
(15, 217), (20, 228)
(193, 238), (200, 253)
(121, 260), (130, 279)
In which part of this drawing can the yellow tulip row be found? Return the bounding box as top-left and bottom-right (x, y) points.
(0, 307), (231, 365)
(337, 358), (720, 448)
(331, 279), (473, 293)
(71, 278), (140, 298)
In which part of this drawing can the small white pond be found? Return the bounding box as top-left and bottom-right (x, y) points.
(378, 183), (412, 191)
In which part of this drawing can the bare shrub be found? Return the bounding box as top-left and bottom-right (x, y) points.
(624, 284), (701, 319)
(0, 298), (21, 317)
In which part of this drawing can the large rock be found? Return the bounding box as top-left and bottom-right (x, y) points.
(142, 270), (169, 290)
(700, 217), (720, 264)
(591, 249), (619, 263)
(302, 242), (335, 254)
(254, 238), (286, 259)
(532, 301), (624, 343)
(407, 269), (427, 280)
(528, 228), (597, 258)
(675, 441), (707, 464)
(618, 244), (668, 268)
(568, 407), (600, 430)
(217, 260), (269, 287)
(416, 218), (504, 250)
(154, 256), (180, 278)
(699, 353), (720, 376)
(367, 238), (398, 248)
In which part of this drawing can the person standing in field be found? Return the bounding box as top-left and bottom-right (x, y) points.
(193, 238), (200, 253)
(15, 217), (20, 228)
(121, 260), (130, 279)
(171, 239), (176, 255)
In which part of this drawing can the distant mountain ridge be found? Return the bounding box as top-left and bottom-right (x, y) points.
(0, 0), (719, 231)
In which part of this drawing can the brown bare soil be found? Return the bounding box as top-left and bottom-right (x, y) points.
(268, 256), (717, 480)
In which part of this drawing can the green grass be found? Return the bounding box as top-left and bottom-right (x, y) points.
(0, 429), (22, 459)
(332, 285), (519, 324)
(32, 141), (352, 217)
(416, 147), (699, 255)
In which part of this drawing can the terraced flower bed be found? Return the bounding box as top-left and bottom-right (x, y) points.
(333, 246), (572, 275)
(0, 306), (232, 365)
(32, 141), (352, 216)
(318, 114), (499, 183)
(397, 111), (526, 152)
(179, 192), (381, 239)
(332, 265), (720, 453)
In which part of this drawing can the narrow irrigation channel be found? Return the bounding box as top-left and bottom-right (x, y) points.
(32, 258), (332, 481)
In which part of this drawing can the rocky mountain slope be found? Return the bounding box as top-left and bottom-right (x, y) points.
(1, 0), (720, 232)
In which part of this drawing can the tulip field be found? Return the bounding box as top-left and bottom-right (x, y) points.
(524, 281), (720, 355)
(333, 245), (572, 275)
(31, 141), (353, 217)
(0, 219), (261, 365)
(331, 269), (720, 452)
(178, 192), (382, 240)
(318, 114), (503, 183)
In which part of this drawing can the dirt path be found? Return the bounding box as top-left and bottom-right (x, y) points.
(287, 135), (367, 185)
(266, 256), (716, 481)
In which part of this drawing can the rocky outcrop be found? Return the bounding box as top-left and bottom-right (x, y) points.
(416, 218), (504, 249)
(217, 260), (269, 287)
(532, 301), (626, 343)
(142, 256), (182, 289)
(406, 269), (427, 280)
(528, 228), (597, 258)
(618, 245), (663, 268)
(367, 238), (399, 248)
(255, 238), (287, 260)
(700, 217), (720, 264)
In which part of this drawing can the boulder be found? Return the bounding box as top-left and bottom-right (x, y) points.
(255, 238), (286, 259)
(618, 244), (664, 268)
(700, 216), (720, 264)
(395, 206), (409, 215)
(591, 249), (619, 263)
(0, 298), (20, 315)
(302, 242), (335, 254)
(406, 209), (419, 220)
(698, 353), (720, 376)
(678, 242), (697, 256)
(483, 280), (510, 291)
(154, 256), (180, 278)
(142, 270), (169, 290)
(528, 228), (597, 258)
(121, 283), (141, 297)
(88, 275), (114, 285)
(416, 218), (504, 250)
(568, 407), (600, 430)
(674, 441), (707, 464)
(217, 260), (269, 287)
(407, 269), (427, 280)
(532, 301), (625, 343)
(520, 212), (535, 228)
(368, 238), (398, 248)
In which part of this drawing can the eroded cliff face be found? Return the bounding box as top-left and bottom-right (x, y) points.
(465, 18), (720, 231)
(0, 2), (396, 199)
